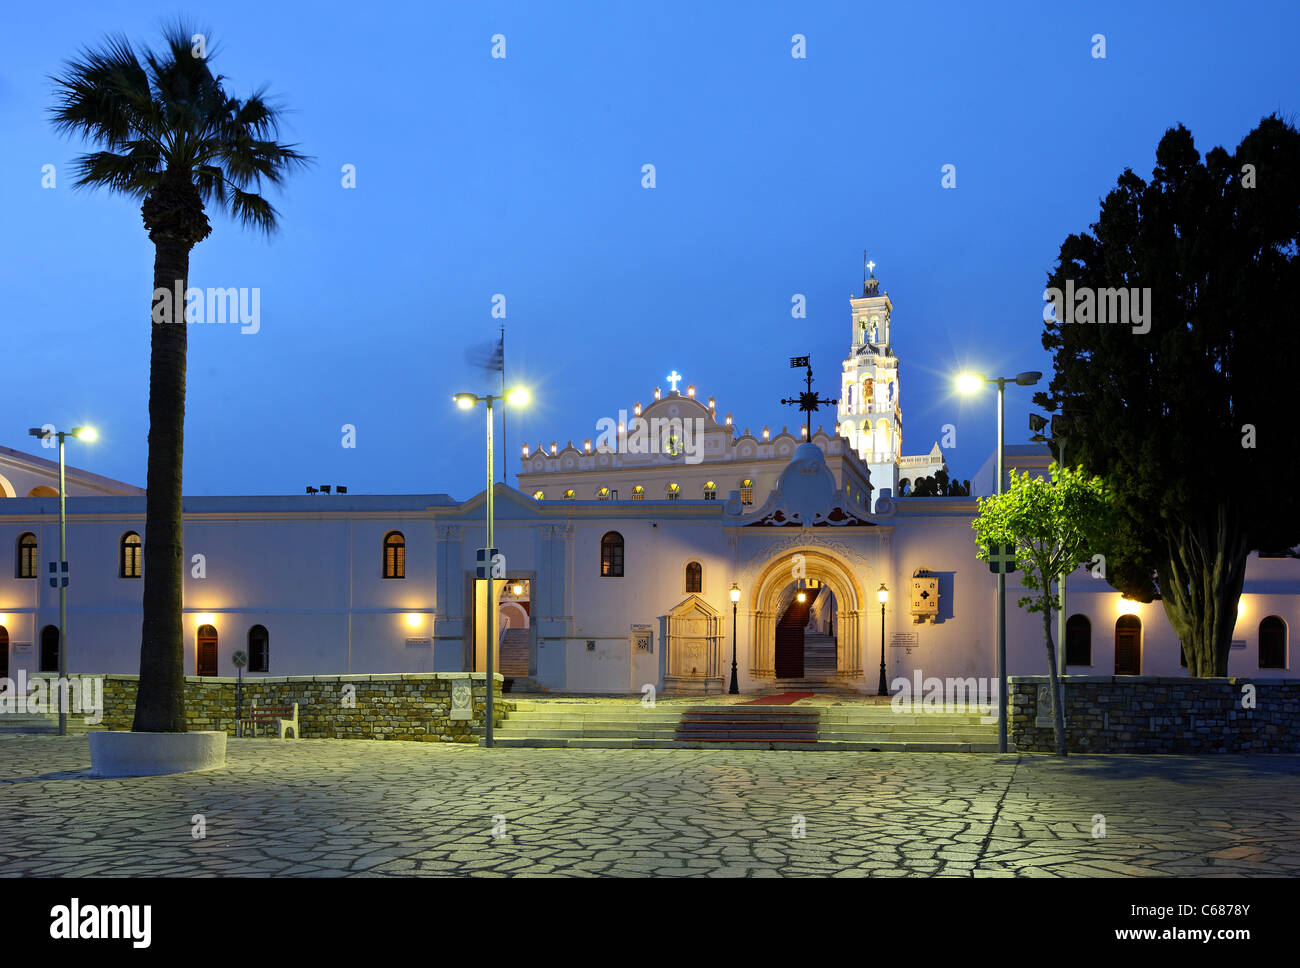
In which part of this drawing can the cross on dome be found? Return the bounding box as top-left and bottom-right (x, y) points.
(666, 370), (683, 392)
(866, 259), (876, 277)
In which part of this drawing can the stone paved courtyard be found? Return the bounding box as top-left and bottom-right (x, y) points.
(1, 735), (1298, 877)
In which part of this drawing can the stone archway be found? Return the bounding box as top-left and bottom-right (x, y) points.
(749, 549), (866, 683)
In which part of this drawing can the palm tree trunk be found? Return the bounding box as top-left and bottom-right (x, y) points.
(133, 235), (191, 733)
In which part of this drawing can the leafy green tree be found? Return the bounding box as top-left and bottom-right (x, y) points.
(51, 24), (309, 732)
(972, 464), (1113, 756)
(1038, 117), (1300, 676)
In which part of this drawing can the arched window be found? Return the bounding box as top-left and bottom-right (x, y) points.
(1114, 615), (1141, 675)
(28, 485), (58, 497)
(703, 481), (717, 500)
(40, 625), (59, 673)
(666, 482), (680, 501)
(1065, 614), (1091, 666)
(600, 531), (624, 577)
(1259, 616), (1287, 669)
(17, 532), (37, 579)
(631, 485), (645, 501)
(197, 624), (218, 677)
(596, 487), (611, 501)
(248, 624), (270, 673)
(563, 489), (576, 500)
(383, 531), (405, 579)
(685, 561), (702, 594)
(532, 490), (544, 501)
(740, 479), (754, 506)
(120, 531), (142, 578)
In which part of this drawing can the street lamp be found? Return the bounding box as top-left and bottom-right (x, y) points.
(876, 583), (889, 696)
(956, 370), (1042, 752)
(729, 583), (741, 694)
(453, 387), (530, 748)
(27, 424), (96, 736)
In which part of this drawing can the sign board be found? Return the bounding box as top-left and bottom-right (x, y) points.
(1230, 639), (1247, 651)
(404, 637), (432, 649)
(231, 650), (248, 669)
(891, 632), (918, 649)
(987, 544), (1018, 574)
(12, 642), (32, 654)
(476, 547), (499, 579)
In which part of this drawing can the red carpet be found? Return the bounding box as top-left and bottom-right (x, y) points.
(741, 692), (816, 706)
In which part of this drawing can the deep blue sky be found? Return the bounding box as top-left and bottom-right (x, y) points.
(3, 1), (1296, 499)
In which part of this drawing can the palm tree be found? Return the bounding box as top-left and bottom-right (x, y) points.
(51, 24), (309, 732)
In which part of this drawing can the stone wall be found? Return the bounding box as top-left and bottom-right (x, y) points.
(1010, 675), (1300, 753)
(98, 673), (510, 742)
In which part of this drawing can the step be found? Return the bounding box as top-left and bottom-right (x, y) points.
(483, 737), (1000, 752)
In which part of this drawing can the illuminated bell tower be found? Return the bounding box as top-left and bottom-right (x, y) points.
(839, 258), (901, 508)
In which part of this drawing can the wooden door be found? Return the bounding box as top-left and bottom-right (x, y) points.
(40, 625), (59, 673)
(1114, 616), (1141, 675)
(197, 625), (218, 677)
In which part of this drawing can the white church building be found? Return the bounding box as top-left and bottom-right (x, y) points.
(1, 274), (1294, 694)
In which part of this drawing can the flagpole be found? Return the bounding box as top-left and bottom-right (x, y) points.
(500, 325), (507, 487)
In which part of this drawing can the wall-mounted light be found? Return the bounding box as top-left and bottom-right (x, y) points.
(196, 612), (215, 626)
(511, 583), (524, 596)
(404, 612), (425, 629)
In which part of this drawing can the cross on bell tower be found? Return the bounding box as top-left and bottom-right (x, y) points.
(781, 356), (837, 439)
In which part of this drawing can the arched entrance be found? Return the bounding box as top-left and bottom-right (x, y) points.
(750, 550), (866, 684)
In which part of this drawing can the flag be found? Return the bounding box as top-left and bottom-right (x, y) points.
(790, 355), (809, 368)
(466, 334), (504, 373)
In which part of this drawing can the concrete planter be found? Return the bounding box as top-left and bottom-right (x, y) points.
(88, 730), (227, 777)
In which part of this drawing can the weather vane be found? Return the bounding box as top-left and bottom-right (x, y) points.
(781, 356), (837, 439)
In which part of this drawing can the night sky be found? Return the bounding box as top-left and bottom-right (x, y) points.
(4, 1), (1296, 498)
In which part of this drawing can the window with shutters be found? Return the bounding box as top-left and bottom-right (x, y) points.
(383, 531), (406, 579)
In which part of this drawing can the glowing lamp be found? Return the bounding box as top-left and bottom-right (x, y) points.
(72, 426), (98, 442)
(511, 583), (524, 596)
(454, 393), (477, 410)
(796, 591), (807, 604)
(877, 584), (889, 605)
(404, 612), (424, 629)
(1117, 597), (1141, 616)
(729, 583), (741, 604)
(506, 386), (530, 406)
(196, 612), (215, 626)
(955, 373), (985, 396)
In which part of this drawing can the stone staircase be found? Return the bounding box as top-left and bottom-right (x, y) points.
(478, 699), (999, 751)
(499, 628), (530, 678)
(675, 707), (820, 744)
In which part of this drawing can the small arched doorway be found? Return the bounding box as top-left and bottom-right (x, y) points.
(197, 624), (219, 677)
(1114, 615), (1141, 675)
(39, 625), (59, 673)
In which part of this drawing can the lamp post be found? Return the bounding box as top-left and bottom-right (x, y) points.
(728, 583), (741, 694)
(27, 424), (97, 737)
(454, 387), (529, 748)
(876, 583), (889, 696)
(956, 370), (1041, 752)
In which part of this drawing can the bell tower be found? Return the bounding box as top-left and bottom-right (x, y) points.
(839, 256), (901, 508)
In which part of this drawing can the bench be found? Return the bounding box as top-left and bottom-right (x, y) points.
(238, 701), (299, 739)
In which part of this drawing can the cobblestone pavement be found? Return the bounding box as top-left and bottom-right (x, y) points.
(1, 736), (1297, 877)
